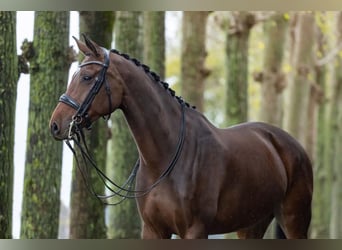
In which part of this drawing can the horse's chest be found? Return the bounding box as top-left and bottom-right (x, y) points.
(139, 188), (189, 231)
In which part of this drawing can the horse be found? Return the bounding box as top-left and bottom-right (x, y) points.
(49, 36), (313, 239)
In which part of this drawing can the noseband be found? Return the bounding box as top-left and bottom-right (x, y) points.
(59, 47), (112, 133)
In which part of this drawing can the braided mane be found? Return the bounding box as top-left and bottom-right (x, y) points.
(110, 49), (195, 109)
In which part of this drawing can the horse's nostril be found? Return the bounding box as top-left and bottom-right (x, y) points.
(51, 121), (60, 136)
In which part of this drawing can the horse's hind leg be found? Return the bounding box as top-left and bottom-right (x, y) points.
(237, 214), (274, 239)
(275, 182), (312, 239)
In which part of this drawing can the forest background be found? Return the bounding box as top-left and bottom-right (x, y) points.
(0, 11), (342, 239)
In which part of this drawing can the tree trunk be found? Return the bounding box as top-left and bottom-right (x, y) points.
(329, 11), (342, 239)
(254, 13), (288, 127)
(107, 11), (141, 239)
(311, 13), (330, 238)
(20, 11), (70, 238)
(225, 11), (255, 126)
(284, 12), (315, 148)
(180, 11), (210, 112)
(252, 13), (288, 239)
(143, 11), (165, 79)
(0, 11), (18, 239)
(69, 11), (115, 239)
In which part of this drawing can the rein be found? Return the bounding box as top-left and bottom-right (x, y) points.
(60, 49), (187, 205)
(66, 101), (186, 205)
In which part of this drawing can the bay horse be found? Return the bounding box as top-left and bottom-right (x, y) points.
(49, 36), (313, 239)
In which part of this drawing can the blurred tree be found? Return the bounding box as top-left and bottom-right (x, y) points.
(143, 11), (165, 78)
(0, 11), (18, 239)
(311, 12), (331, 238)
(107, 11), (141, 239)
(254, 13), (288, 127)
(21, 11), (71, 238)
(180, 11), (210, 112)
(252, 13), (288, 239)
(284, 12), (316, 148)
(69, 11), (115, 239)
(329, 11), (342, 239)
(225, 11), (256, 126)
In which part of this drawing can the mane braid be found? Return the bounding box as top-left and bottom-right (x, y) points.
(110, 49), (195, 109)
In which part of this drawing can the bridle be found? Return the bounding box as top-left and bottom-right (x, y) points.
(56, 47), (187, 205)
(59, 47), (112, 135)
(65, 100), (186, 205)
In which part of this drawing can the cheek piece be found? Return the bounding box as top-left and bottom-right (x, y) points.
(58, 47), (112, 135)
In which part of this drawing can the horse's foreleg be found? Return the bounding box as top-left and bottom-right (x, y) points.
(183, 221), (208, 239)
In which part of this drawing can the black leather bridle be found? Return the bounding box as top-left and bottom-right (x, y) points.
(59, 47), (112, 134)
(57, 46), (187, 205)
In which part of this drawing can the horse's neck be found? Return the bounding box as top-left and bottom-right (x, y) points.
(115, 56), (182, 171)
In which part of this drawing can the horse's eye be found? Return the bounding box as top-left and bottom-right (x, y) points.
(83, 75), (92, 81)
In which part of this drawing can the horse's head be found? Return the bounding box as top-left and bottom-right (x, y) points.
(49, 36), (124, 140)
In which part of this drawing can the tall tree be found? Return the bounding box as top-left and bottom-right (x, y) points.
(107, 11), (142, 239)
(143, 11), (165, 78)
(180, 11), (210, 112)
(0, 11), (18, 239)
(284, 12), (316, 148)
(252, 13), (288, 239)
(69, 11), (115, 239)
(225, 11), (256, 126)
(329, 11), (342, 239)
(311, 12), (330, 238)
(20, 11), (70, 238)
(254, 13), (288, 127)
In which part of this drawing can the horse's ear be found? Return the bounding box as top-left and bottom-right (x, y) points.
(82, 34), (100, 57)
(73, 36), (92, 56)
(73, 35), (100, 57)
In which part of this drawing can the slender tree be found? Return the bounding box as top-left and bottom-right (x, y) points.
(0, 11), (18, 239)
(311, 12), (330, 238)
(107, 11), (142, 239)
(69, 11), (115, 239)
(252, 13), (288, 239)
(143, 11), (165, 78)
(180, 11), (210, 112)
(283, 12), (316, 148)
(225, 11), (255, 126)
(21, 11), (71, 238)
(254, 13), (288, 127)
(329, 11), (342, 239)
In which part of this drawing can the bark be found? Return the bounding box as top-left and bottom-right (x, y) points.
(69, 11), (115, 239)
(143, 11), (165, 79)
(254, 13), (288, 127)
(107, 11), (141, 239)
(20, 11), (70, 238)
(180, 11), (210, 112)
(329, 11), (342, 239)
(284, 12), (315, 148)
(225, 11), (255, 126)
(0, 11), (18, 239)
